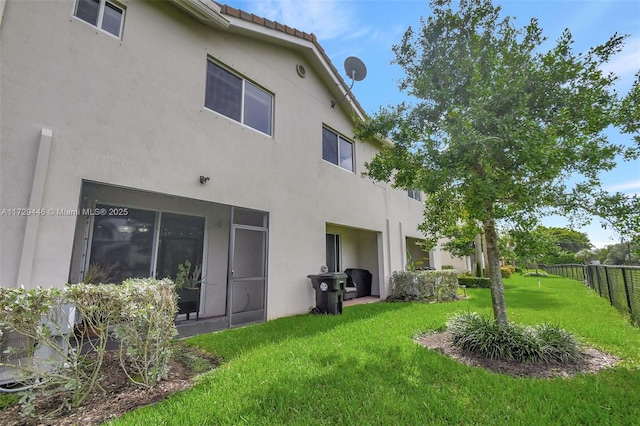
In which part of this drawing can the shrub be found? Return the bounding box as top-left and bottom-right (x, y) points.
(441, 265), (455, 270)
(446, 312), (582, 364)
(534, 323), (582, 363)
(388, 270), (458, 302)
(114, 278), (178, 387)
(457, 277), (491, 288)
(500, 267), (512, 279)
(0, 279), (178, 417)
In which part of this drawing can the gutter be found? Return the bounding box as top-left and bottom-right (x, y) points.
(170, 0), (230, 28)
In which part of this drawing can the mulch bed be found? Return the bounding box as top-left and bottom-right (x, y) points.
(416, 331), (621, 378)
(2, 348), (218, 426)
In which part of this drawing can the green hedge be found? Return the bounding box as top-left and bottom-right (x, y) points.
(388, 270), (459, 301)
(0, 279), (178, 416)
(458, 276), (491, 288)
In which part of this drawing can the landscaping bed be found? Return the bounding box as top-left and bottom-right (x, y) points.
(1, 344), (218, 426)
(417, 331), (620, 379)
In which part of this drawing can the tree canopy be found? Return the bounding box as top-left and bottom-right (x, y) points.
(355, 0), (639, 324)
(504, 226), (593, 267)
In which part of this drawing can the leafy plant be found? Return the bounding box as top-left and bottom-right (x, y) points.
(114, 278), (178, 387)
(405, 250), (426, 272)
(458, 276), (491, 288)
(175, 261), (202, 289)
(500, 267), (512, 279)
(447, 312), (582, 363)
(83, 262), (119, 284)
(0, 279), (178, 417)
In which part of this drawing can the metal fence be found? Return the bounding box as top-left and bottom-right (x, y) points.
(544, 264), (640, 326)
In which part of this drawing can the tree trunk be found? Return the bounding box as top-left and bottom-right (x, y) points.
(483, 217), (509, 325)
(474, 234), (484, 277)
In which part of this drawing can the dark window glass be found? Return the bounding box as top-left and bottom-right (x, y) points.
(326, 234), (340, 272)
(205, 62), (242, 122)
(322, 127), (339, 165)
(323, 127), (354, 171)
(75, 0), (100, 26)
(339, 137), (354, 172)
(89, 205), (155, 284)
(244, 82), (273, 135)
(408, 189), (422, 201)
(156, 213), (205, 282)
(101, 2), (123, 37)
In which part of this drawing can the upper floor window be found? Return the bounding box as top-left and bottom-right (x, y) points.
(408, 189), (422, 201)
(322, 127), (354, 172)
(205, 60), (273, 136)
(74, 0), (125, 38)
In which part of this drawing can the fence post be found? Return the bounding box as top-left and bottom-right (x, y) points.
(604, 267), (614, 306)
(621, 268), (633, 318)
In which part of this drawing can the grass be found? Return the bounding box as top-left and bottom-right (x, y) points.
(109, 274), (640, 425)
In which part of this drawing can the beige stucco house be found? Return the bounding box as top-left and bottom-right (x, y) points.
(0, 0), (447, 332)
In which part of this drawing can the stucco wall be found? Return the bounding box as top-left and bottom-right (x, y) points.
(0, 0), (427, 320)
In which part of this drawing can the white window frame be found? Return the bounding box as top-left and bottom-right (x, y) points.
(205, 60), (274, 137)
(73, 0), (125, 39)
(322, 126), (354, 173)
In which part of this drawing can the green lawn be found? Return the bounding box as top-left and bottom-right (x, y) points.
(109, 275), (640, 425)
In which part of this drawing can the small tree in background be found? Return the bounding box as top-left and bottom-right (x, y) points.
(355, 0), (639, 325)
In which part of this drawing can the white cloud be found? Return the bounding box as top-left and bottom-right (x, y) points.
(249, 0), (363, 40)
(601, 36), (640, 82)
(606, 179), (640, 193)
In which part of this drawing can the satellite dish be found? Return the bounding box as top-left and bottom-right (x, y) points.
(344, 56), (367, 82)
(331, 56), (367, 108)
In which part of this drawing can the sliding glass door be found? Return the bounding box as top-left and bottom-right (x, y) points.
(86, 205), (205, 289)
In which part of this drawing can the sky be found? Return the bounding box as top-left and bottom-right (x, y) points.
(221, 0), (640, 248)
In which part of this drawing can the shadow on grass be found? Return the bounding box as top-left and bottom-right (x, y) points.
(185, 302), (414, 361)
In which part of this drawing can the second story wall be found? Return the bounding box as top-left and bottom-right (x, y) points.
(0, 0), (428, 287)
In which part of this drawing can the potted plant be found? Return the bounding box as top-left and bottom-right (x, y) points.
(175, 260), (202, 320)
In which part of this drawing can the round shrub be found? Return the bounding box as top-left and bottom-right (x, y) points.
(446, 312), (582, 364)
(500, 267), (512, 278)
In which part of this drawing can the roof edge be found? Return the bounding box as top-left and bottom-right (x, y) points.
(216, 3), (368, 120)
(171, 0), (230, 28)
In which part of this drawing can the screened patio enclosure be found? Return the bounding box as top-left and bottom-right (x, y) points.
(68, 182), (268, 330)
(325, 223), (382, 297)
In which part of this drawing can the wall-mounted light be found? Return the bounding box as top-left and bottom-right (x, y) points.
(200, 176), (210, 184)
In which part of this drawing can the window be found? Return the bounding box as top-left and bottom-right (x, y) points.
(74, 0), (125, 38)
(88, 205), (204, 284)
(408, 189), (422, 201)
(205, 61), (273, 136)
(326, 234), (341, 272)
(322, 127), (354, 172)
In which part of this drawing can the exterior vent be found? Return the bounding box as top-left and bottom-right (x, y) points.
(296, 64), (306, 78)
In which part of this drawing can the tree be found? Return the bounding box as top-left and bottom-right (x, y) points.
(537, 227), (592, 264)
(510, 226), (555, 271)
(600, 242), (640, 265)
(355, 0), (639, 325)
(546, 227), (592, 254)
